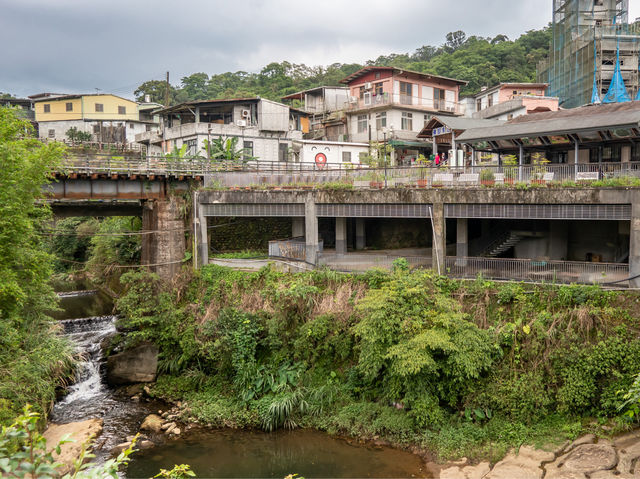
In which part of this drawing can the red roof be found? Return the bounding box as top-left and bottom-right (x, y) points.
(339, 66), (467, 86)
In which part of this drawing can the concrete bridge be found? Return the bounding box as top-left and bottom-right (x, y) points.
(46, 154), (640, 287)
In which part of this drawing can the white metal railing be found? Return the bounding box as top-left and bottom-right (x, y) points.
(444, 256), (629, 286)
(348, 93), (462, 114)
(268, 239), (323, 261)
(56, 154), (640, 186)
(317, 253), (432, 272)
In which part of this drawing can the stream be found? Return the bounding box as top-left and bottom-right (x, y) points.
(52, 282), (428, 478)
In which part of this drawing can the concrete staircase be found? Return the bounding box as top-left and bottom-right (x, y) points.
(482, 231), (524, 257)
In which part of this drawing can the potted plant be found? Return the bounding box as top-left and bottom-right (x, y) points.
(502, 154), (518, 185)
(531, 153), (549, 185)
(415, 154), (431, 188)
(480, 168), (495, 186)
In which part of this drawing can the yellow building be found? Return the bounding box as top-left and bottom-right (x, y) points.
(34, 94), (139, 122)
(32, 93), (158, 145)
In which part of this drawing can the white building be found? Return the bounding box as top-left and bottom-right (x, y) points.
(136, 98), (305, 162)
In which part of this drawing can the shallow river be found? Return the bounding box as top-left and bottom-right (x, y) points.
(53, 282), (427, 478)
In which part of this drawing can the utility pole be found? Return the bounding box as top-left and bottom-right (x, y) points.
(164, 71), (170, 107)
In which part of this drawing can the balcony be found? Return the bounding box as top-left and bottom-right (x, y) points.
(348, 93), (462, 115)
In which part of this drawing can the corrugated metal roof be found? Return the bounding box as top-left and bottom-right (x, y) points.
(457, 102), (640, 142)
(418, 116), (505, 138)
(155, 98), (260, 115)
(281, 86), (349, 101)
(339, 66), (467, 86)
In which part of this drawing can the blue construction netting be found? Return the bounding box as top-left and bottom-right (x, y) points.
(591, 36), (601, 104)
(602, 35), (631, 104)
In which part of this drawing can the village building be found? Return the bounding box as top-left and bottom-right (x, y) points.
(339, 66), (467, 165)
(135, 97), (307, 162)
(462, 83), (560, 121)
(32, 93), (160, 146)
(281, 86), (350, 141)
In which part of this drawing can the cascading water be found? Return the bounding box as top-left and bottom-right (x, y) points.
(50, 290), (160, 463)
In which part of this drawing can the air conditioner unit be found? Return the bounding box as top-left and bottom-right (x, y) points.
(349, 96), (358, 103)
(236, 119), (247, 127)
(365, 82), (372, 90)
(241, 109), (251, 118)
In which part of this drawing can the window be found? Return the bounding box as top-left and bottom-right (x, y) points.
(243, 141), (253, 160)
(399, 81), (412, 104)
(129, 122), (134, 129)
(589, 145), (621, 163)
(401, 112), (413, 130)
(48, 129), (55, 138)
(186, 139), (198, 156)
(278, 143), (288, 162)
(357, 114), (367, 133)
(95, 103), (104, 112)
(424, 114), (432, 127)
(488, 95), (493, 107)
(375, 112), (386, 130)
(359, 86), (366, 99)
(434, 88), (446, 109)
(632, 143), (640, 162)
(374, 82), (384, 96)
(93, 124), (100, 134)
(66, 102), (73, 112)
(476, 98), (482, 111)
(375, 72), (381, 80)
(43, 104), (50, 113)
(118, 106), (126, 115)
(342, 151), (352, 163)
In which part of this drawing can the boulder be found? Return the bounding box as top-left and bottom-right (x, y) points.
(486, 446), (554, 479)
(545, 443), (617, 478)
(140, 414), (164, 433)
(43, 418), (103, 476)
(106, 343), (158, 385)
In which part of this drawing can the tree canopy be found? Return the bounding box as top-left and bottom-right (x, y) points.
(134, 26), (551, 105)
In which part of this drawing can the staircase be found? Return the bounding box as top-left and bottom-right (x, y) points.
(482, 231), (524, 257)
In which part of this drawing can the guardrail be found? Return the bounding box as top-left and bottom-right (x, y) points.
(317, 253), (432, 272)
(444, 256), (629, 286)
(56, 154), (640, 186)
(268, 238), (323, 261)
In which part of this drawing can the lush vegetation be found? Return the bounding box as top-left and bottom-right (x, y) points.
(111, 263), (640, 461)
(0, 107), (74, 425)
(134, 28), (551, 105)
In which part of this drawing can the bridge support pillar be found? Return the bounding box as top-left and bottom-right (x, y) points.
(355, 219), (366, 250)
(142, 197), (186, 280)
(456, 218), (468, 266)
(305, 196), (318, 265)
(431, 203), (446, 275)
(194, 193), (209, 269)
(630, 196), (640, 288)
(335, 217), (347, 255)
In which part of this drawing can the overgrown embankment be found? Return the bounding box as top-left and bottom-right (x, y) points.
(112, 263), (640, 461)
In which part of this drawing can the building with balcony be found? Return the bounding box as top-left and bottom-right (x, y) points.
(33, 93), (159, 145)
(135, 97), (305, 162)
(281, 86), (350, 141)
(338, 67), (467, 165)
(464, 83), (560, 121)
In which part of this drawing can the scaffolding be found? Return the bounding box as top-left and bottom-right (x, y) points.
(538, 0), (640, 108)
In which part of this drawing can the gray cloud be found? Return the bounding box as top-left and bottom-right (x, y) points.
(1, 0), (637, 98)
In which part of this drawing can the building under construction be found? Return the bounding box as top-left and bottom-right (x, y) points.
(538, 0), (640, 108)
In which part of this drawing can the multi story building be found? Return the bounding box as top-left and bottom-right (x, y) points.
(339, 67), (467, 165)
(33, 93), (160, 145)
(463, 83), (560, 120)
(538, 0), (640, 108)
(135, 97), (306, 162)
(281, 86), (350, 141)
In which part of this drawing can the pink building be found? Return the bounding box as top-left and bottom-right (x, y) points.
(339, 67), (467, 145)
(466, 83), (560, 121)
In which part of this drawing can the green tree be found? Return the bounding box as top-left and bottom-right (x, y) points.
(0, 106), (74, 423)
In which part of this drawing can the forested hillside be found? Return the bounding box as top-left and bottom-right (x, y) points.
(134, 27), (551, 105)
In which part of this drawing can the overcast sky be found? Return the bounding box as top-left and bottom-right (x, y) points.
(2, 0), (640, 98)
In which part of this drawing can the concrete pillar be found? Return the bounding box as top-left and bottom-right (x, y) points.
(292, 217), (304, 238)
(194, 192), (208, 268)
(355, 218), (366, 250)
(335, 217), (347, 255)
(431, 203), (446, 275)
(142, 197), (186, 281)
(630, 195), (640, 288)
(304, 196), (318, 265)
(456, 218), (468, 266)
(548, 220), (568, 260)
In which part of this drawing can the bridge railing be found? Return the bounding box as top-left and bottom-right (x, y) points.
(57, 154), (640, 186)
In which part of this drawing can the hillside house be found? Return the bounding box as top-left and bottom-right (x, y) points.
(463, 83), (560, 121)
(135, 98), (304, 162)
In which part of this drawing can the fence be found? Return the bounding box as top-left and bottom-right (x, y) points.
(57, 154), (640, 186)
(444, 256), (629, 286)
(317, 253), (432, 272)
(268, 238), (323, 261)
